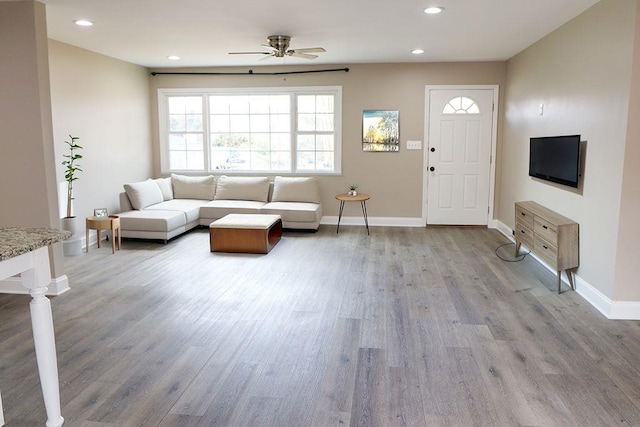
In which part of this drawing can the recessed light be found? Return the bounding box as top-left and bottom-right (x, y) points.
(74, 20), (93, 27)
(424, 6), (444, 14)
(167, 55), (180, 61)
(411, 49), (425, 55)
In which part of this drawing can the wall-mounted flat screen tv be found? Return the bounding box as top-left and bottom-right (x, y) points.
(529, 135), (581, 188)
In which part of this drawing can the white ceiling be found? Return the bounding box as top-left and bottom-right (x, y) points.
(39, 0), (601, 68)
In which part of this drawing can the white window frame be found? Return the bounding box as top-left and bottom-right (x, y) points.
(158, 86), (342, 175)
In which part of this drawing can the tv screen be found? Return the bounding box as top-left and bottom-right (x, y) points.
(529, 135), (580, 188)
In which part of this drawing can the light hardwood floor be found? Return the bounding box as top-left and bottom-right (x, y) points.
(1, 225), (640, 426)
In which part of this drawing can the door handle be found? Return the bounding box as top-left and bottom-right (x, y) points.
(429, 166), (435, 172)
(430, 147), (436, 152)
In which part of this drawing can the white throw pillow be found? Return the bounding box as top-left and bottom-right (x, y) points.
(171, 174), (216, 200)
(214, 176), (270, 202)
(123, 179), (164, 210)
(154, 177), (174, 201)
(271, 176), (321, 203)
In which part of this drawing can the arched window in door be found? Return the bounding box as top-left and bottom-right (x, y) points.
(442, 96), (480, 114)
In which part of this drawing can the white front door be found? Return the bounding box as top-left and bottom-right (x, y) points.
(426, 88), (495, 225)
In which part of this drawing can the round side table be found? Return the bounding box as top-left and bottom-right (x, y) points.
(86, 215), (121, 254)
(335, 193), (370, 235)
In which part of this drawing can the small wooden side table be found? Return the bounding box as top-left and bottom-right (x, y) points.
(335, 193), (370, 235)
(86, 215), (121, 254)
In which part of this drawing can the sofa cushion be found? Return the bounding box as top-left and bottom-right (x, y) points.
(117, 210), (186, 232)
(214, 176), (270, 202)
(154, 177), (174, 201)
(200, 200), (267, 220)
(171, 174), (216, 200)
(271, 176), (321, 203)
(123, 179), (164, 210)
(145, 199), (208, 224)
(260, 202), (322, 224)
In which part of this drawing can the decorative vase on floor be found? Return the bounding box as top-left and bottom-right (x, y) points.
(61, 216), (77, 237)
(61, 216), (83, 255)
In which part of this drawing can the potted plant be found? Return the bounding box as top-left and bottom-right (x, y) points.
(61, 135), (83, 234)
(348, 184), (358, 196)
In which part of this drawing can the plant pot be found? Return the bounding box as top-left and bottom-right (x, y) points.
(61, 216), (77, 237)
(348, 190), (358, 196)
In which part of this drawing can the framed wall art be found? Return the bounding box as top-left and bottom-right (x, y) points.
(362, 110), (399, 152)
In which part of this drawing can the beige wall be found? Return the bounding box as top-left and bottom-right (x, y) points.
(149, 62), (506, 218)
(48, 40), (153, 230)
(613, 1), (640, 301)
(0, 1), (64, 276)
(499, 0), (635, 299)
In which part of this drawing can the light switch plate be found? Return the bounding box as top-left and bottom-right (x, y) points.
(407, 140), (422, 150)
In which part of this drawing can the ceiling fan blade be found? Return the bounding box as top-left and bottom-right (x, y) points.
(288, 51), (318, 60)
(228, 51), (272, 55)
(292, 47), (326, 54)
(261, 44), (279, 52)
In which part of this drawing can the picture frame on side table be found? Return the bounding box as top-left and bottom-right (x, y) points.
(94, 208), (108, 218)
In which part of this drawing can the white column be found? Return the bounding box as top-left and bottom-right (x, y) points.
(20, 248), (64, 427)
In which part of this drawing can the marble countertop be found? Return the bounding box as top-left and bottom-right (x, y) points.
(0, 227), (71, 262)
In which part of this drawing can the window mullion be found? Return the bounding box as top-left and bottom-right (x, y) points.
(291, 93), (297, 172)
(202, 94), (210, 172)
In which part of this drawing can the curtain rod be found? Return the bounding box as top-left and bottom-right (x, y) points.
(150, 67), (349, 76)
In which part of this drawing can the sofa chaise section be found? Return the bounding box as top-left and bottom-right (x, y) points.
(118, 175), (215, 243)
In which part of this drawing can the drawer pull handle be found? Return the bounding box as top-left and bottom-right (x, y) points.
(543, 245), (548, 250)
(543, 225), (548, 229)
(521, 212), (525, 216)
(521, 230), (525, 234)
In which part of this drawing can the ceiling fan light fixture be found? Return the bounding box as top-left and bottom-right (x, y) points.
(424, 6), (444, 15)
(411, 49), (425, 55)
(74, 19), (93, 27)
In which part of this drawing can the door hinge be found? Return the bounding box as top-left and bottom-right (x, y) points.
(490, 155), (492, 164)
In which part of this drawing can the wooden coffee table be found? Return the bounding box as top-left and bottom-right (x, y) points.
(209, 214), (282, 254)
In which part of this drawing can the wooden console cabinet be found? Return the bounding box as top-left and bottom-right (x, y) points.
(514, 201), (579, 294)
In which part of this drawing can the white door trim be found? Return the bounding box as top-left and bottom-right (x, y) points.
(422, 85), (499, 226)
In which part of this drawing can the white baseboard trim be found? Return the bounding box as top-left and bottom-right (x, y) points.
(321, 216), (425, 228)
(494, 219), (640, 320)
(0, 274), (70, 296)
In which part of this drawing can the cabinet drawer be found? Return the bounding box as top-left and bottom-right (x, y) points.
(515, 206), (534, 228)
(534, 236), (558, 269)
(534, 217), (557, 243)
(515, 221), (534, 248)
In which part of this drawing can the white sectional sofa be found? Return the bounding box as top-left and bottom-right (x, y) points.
(117, 174), (322, 243)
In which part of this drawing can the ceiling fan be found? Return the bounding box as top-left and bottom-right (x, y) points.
(229, 35), (326, 60)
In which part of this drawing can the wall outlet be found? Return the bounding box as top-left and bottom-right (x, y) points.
(407, 140), (422, 150)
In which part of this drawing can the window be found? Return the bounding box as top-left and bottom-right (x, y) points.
(442, 96), (480, 114)
(159, 87), (342, 174)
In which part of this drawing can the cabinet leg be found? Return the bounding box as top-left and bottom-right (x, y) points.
(566, 270), (575, 290)
(514, 242), (522, 257)
(557, 271), (562, 294)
